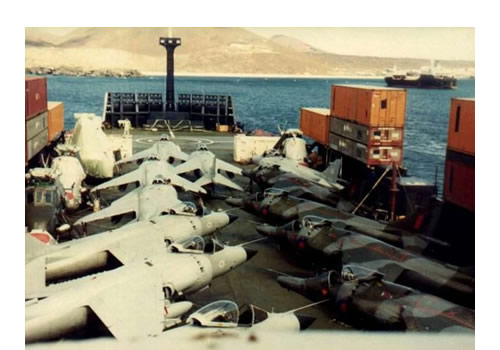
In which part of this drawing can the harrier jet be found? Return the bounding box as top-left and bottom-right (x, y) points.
(277, 265), (474, 333)
(91, 158), (206, 195)
(74, 181), (191, 226)
(227, 189), (431, 255)
(26, 211), (237, 292)
(174, 144), (244, 192)
(244, 157), (344, 191)
(257, 216), (474, 308)
(26, 239), (257, 343)
(116, 134), (189, 165)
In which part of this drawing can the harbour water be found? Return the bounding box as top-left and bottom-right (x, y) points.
(46, 75), (475, 193)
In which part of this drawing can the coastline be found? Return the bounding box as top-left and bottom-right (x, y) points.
(141, 71), (388, 80)
(25, 66), (474, 80)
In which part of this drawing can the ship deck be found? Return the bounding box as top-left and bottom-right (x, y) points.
(72, 129), (347, 330)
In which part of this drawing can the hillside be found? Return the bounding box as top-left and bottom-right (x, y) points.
(25, 28), (475, 77)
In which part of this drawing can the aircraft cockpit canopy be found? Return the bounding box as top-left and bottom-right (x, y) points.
(180, 202), (197, 214)
(169, 235), (205, 254)
(147, 154), (160, 161)
(302, 215), (332, 230)
(152, 175), (168, 185)
(263, 188), (289, 198)
(283, 220), (302, 232)
(188, 300), (239, 328)
(204, 239), (225, 254)
(197, 144), (209, 152)
(237, 304), (269, 327)
(159, 134), (170, 141)
(341, 265), (382, 282)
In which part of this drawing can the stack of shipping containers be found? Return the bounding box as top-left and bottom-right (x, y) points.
(328, 85), (407, 167)
(443, 98), (475, 212)
(25, 77), (48, 165)
(25, 76), (64, 165)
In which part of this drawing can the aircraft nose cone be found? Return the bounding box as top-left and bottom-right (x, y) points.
(244, 248), (258, 261)
(228, 213), (239, 224)
(277, 276), (306, 294)
(226, 197), (243, 206)
(295, 314), (316, 330)
(256, 225), (281, 237)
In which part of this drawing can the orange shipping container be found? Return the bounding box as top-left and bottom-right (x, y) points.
(331, 85), (407, 128)
(47, 102), (64, 142)
(447, 98), (474, 156)
(299, 108), (330, 145)
(443, 150), (474, 212)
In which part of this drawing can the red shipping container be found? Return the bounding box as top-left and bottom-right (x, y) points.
(299, 108), (330, 145)
(25, 76), (48, 120)
(447, 98), (475, 156)
(443, 150), (474, 212)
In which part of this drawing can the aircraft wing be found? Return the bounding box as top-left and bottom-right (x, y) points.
(107, 233), (167, 265)
(174, 158), (202, 175)
(170, 149), (190, 162)
(91, 168), (141, 192)
(169, 172), (207, 194)
(211, 173), (244, 192)
(74, 190), (139, 226)
(115, 147), (155, 165)
(216, 159), (243, 176)
(88, 275), (165, 340)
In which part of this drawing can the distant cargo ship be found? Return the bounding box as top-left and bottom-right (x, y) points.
(385, 73), (457, 89)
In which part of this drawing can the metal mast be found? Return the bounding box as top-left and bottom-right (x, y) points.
(159, 37), (181, 111)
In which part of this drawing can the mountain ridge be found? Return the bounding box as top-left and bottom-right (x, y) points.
(25, 28), (475, 77)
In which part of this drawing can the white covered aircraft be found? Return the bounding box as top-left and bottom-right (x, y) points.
(91, 158), (206, 194)
(27, 153), (87, 211)
(51, 155), (87, 210)
(74, 181), (191, 226)
(174, 144), (244, 192)
(71, 113), (117, 178)
(252, 128), (308, 164)
(25, 240), (257, 343)
(116, 134), (189, 165)
(26, 211), (237, 292)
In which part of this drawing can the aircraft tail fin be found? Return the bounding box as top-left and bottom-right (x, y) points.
(26, 256), (47, 296)
(322, 159), (342, 183)
(25, 232), (57, 263)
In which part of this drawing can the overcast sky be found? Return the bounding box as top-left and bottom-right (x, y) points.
(38, 27), (474, 61)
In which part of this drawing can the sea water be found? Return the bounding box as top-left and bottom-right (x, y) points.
(46, 75), (475, 193)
